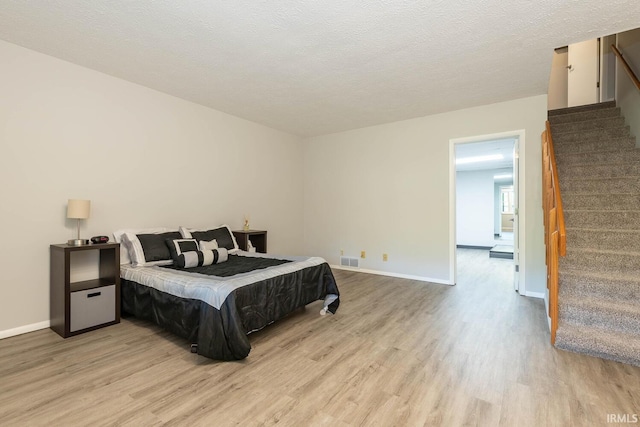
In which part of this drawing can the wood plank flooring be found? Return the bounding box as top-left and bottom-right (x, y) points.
(1, 249), (639, 426)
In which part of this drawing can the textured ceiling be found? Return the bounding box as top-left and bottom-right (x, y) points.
(0, 1), (639, 136)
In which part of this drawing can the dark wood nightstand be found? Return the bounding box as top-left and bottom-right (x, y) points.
(232, 230), (267, 253)
(50, 242), (121, 338)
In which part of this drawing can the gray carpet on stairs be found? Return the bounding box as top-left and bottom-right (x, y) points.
(549, 101), (640, 367)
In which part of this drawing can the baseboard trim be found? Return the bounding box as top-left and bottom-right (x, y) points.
(456, 245), (493, 250)
(544, 290), (551, 332)
(523, 291), (545, 299)
(330, 265), (453, 285)
(0, 320), (50, 339)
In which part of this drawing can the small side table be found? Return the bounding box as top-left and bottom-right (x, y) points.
(232, 230), (267, 253)
(50, 242), (121, 338)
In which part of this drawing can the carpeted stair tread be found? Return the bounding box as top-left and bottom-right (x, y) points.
(551, 125), (631, 143)
(555, 323), (640, 367)
(548, 101), (616, 116)
(560, 176), (640, 194)
(555, 149), (640, 166)
(561, 292), (640, 316)
(561, 247), (640, 275)
(562, 193), (640, 210)
(559, 268), (640, 302)
(559, 294), (640, 335)
(553, 136), (635, 154)
(564, 246), (640, 256)
(565, 226), (640, 233)
(556, 147), (638, 157)
(565, 228), (640, 252)
(563, 210), (640, 229)
(548, 107), (621, 125)
(557, 162), (640, 180)
(551, 116), (626, 135)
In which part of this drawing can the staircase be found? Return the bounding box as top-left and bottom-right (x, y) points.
(548, 101), (640, 367)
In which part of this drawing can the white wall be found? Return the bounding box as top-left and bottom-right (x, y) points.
(456, 169), (495, 247)
(0, 40), (303, 334)
(303, 95), (548, 293)
(548, 49), (568, 110)
(455, 167), (513, 243)
(616, 29), (640, 147)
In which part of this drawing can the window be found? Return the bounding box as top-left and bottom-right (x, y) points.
(501, 186), (514, 214)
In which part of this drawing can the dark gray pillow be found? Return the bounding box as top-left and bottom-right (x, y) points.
(136, 231), (181, 262)
(190, 226), (236, 251)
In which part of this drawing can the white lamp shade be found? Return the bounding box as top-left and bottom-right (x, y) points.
(67, 199), (91, 219)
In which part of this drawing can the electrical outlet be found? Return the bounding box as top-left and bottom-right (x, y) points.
(361, 250), (366, 259)
(383, 253), (388, 262)
(340, 249), (344, 256)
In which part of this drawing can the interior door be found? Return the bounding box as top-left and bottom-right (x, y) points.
(600, 35), (617, 102)
(568, 39), (600, 107)
(512, 139), (520, 293)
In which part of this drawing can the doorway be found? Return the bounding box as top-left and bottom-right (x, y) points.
(449, 130), (525, 294)
(495, 183), (515, 252)
(548, 36), (616, 110)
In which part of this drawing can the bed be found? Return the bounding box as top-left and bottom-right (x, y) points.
(115, 225), (340, 360)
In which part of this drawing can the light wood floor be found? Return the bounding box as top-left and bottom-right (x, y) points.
(1, 249), (639, 426)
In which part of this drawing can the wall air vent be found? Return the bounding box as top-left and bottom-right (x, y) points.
(340, 256), (359, 268)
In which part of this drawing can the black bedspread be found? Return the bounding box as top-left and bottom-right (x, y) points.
(121, 257), (339, 361)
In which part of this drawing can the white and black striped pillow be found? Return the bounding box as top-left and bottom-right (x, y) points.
(176, 248), (229, 268)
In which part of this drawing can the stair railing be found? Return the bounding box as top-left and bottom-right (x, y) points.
(612, 44), (640, 91)
(542, 121), (566, 344)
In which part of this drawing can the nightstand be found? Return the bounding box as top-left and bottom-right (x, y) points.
(50, 242), (120, 338)
(232, 230), (267, 253)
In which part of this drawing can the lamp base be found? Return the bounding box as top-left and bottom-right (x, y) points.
(68, 239), (90, 246)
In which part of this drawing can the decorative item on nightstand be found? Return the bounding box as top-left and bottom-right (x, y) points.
(67, 199), (91, 246)
(91, 235), (109, 244)
(243, 214), (250, 231)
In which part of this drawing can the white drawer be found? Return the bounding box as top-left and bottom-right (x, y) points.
(70, 285), (116, 332)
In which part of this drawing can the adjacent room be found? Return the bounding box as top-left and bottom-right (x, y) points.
(455, 138), (517, 258)
(1, 2), (639, 425)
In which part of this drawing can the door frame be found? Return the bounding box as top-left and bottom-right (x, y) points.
(449, 129), (526, 294)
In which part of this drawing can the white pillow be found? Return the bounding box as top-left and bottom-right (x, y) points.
(113, 227), (169, 265)
(199, 239), (218, 251)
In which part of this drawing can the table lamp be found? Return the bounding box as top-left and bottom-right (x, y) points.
(67, 199), (91, 246)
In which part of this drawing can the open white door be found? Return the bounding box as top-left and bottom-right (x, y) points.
(449, 131), (526, 292)
(600, 35), (617, 102)
(568, 39), (600, 107)
(512, 139), (520, 293)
